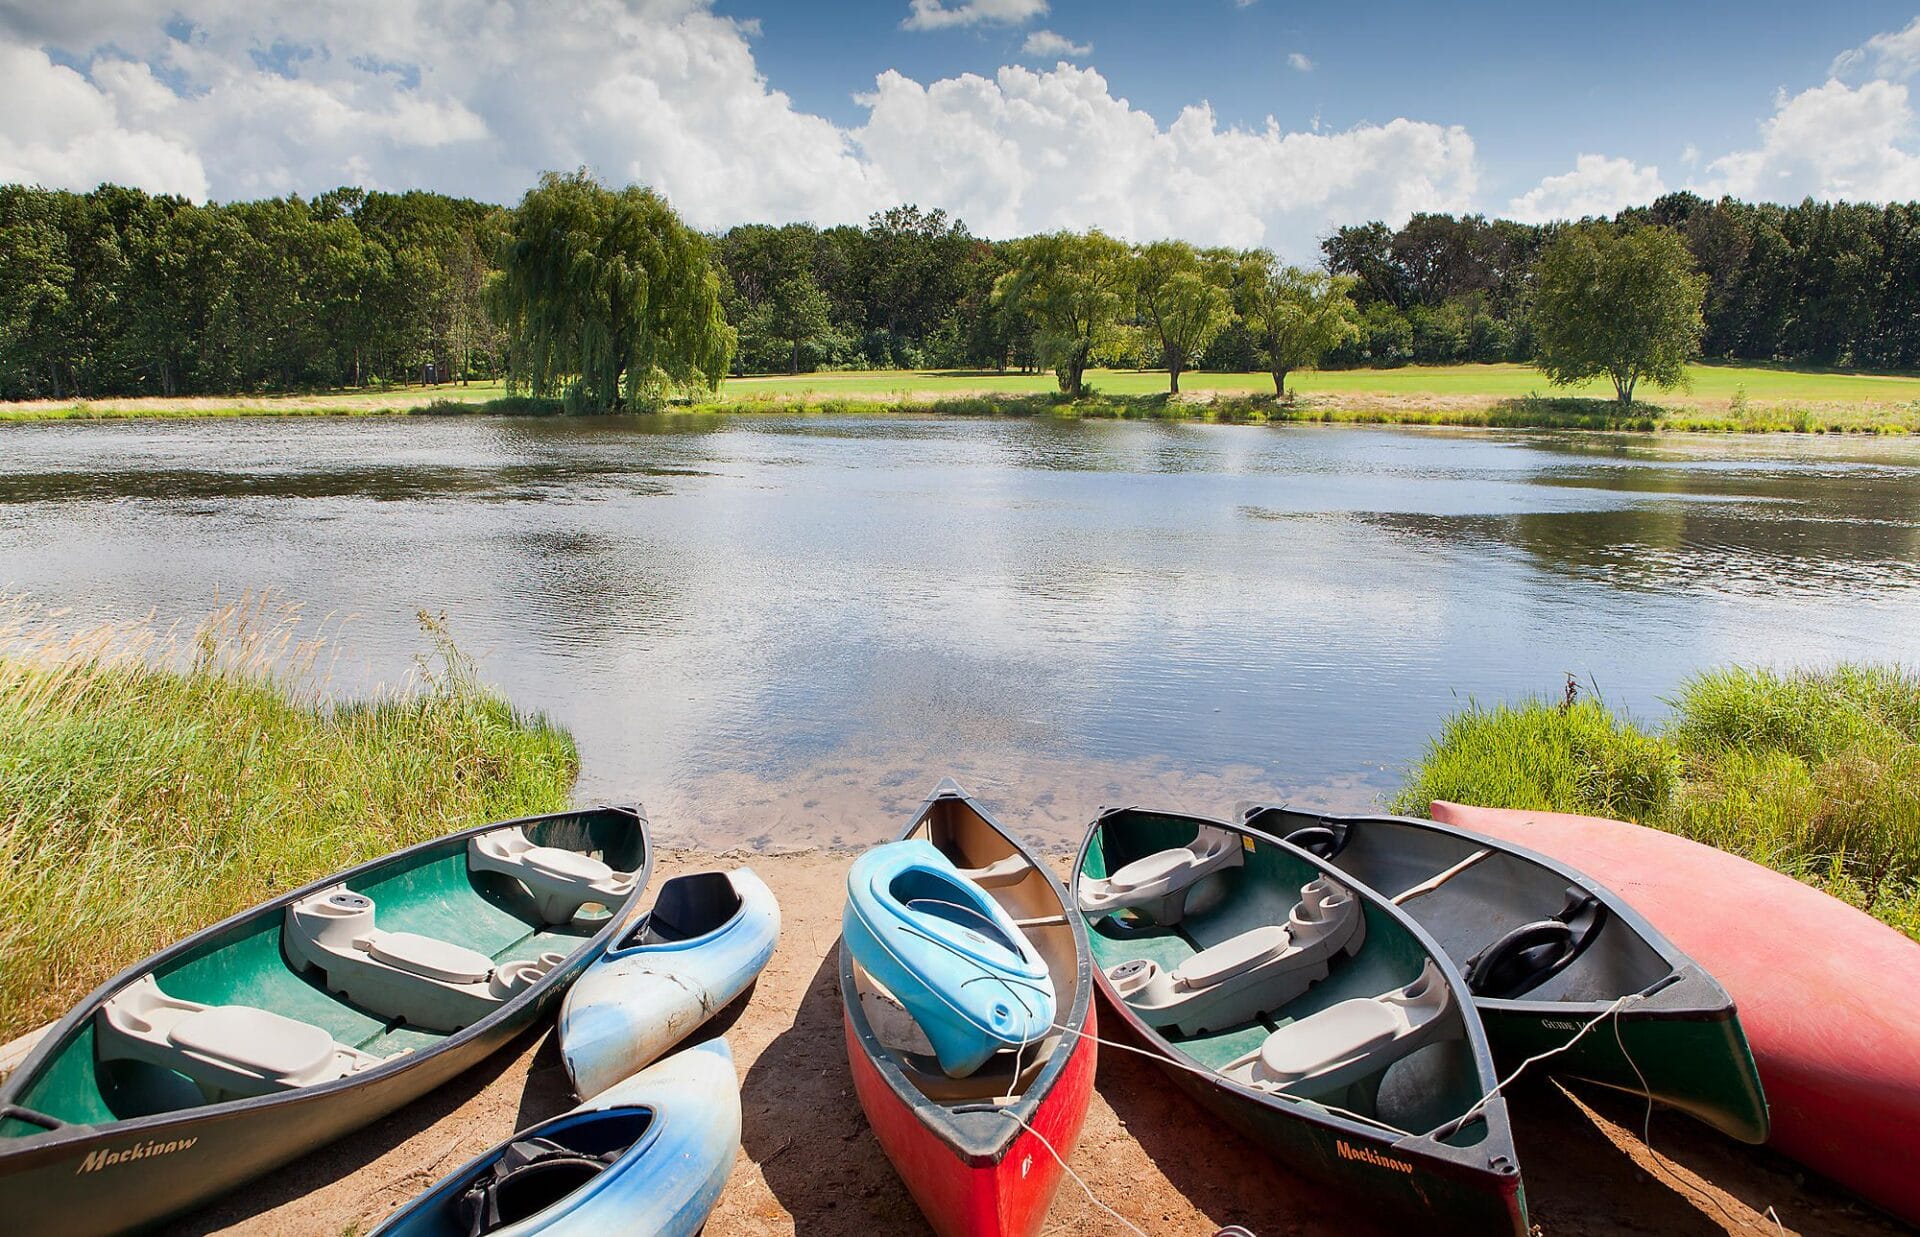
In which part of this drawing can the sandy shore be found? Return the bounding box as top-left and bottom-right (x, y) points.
(165, 849), (1903, 1237)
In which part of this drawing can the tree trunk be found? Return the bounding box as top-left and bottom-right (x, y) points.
(1272, 367), (1290, 399)
(791, 337), (800, 374)
(1169, 357), (1182, 395)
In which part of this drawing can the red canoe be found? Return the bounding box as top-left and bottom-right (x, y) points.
(1430, 800), (1920, 1225)
(840, 781), (1097, 1237)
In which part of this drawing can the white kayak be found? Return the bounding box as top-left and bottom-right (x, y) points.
(559, 868), (780, 1100)
(371, 1037), (739, 1236)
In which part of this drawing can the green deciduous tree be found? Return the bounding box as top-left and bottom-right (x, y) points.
(991, 230), (1132, 396)
(493, 171), (733, 411)
(1134, 240), (1233, 393)
(1233, 254), (1362, 397)
(1530, 223), (1706, 404)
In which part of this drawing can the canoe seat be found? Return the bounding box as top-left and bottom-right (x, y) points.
(1106, 877), (1365, 1035)
(1223, 959), (1456, 1109)
(95, 975), (386, 1103)
(283, 886), (565, 1033)
(1078, 824), (1243, 925)
(954, 853), (1029, 888)
(469, 827), (639, 924)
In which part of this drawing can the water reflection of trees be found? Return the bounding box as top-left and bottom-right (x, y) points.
(1358, 502), (1920, 597)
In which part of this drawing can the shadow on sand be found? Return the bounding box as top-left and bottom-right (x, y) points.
(740, 945), (931, 1235)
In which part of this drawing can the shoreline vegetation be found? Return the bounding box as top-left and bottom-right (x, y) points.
(0, 596), (577, 1041)
(6, 362), (1920, 433)
(1395, 665), (1920, 941)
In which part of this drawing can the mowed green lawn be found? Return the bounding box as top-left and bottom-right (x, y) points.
(716, 362), (1920, 404)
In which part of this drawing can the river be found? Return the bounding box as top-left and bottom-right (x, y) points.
(4, 413), (1918, 847)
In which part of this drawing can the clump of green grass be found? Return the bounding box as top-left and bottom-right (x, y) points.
(1394, 665), (1920, 939)
(0, 595), (578, 1039)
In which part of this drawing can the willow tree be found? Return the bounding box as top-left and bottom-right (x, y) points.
(493, 171), (733, 411)
(1234, 253), (1361, 398)
(1134, 240), (1232, 394)
(991, 230), (1132, 396)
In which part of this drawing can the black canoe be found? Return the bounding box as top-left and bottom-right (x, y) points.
(0, 805), (650, 1235)
(1241, 805), (1768, 1144)
(1074, 806), (1526, 1235)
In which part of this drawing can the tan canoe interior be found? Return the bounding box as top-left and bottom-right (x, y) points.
(852, 795), (1084, 1105)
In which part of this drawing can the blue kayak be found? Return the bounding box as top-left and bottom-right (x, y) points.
(559, 868), (780, 1100)
(842, 839), (1055, 1078)
(369, 1037), (738, 1236)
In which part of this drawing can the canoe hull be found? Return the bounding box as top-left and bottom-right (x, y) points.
(1098, 989), (1526, 1236)
(372, 1038), (739, 1236)
(560, 868), (780, 1100)
(1430, 800), (1920, 1224)
(0, 995), (553, 1236)
(0, 805), (650, 1236)
(1244, 806), (1767, 1144)
(844, 1000), (1096, 1237)
(1074, 808), (1528, 1237)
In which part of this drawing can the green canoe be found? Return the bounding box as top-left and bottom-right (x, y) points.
(1074, 807), (1527, 1235)
(0, 805), (651, 1236)
(1242, 804), (1768, 1145)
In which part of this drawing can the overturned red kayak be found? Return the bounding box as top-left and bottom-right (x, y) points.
(1430, 800), (1920, 1225)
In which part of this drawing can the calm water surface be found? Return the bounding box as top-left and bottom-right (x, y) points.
(4, 414), (1918, 847)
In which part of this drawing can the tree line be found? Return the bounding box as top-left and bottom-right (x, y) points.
(3, 173), (1917, 407)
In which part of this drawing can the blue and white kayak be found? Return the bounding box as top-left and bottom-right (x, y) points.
(559, 869), (779, 1100)
(370, 1037), (739, 1236)
(841, 839), (1055, 1078)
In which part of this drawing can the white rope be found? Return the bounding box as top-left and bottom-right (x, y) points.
(1454, 991), (1644, 1129)
(1001, 1104), (1152, 1237)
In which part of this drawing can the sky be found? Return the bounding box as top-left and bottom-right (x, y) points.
(2, 1), (1919, 261)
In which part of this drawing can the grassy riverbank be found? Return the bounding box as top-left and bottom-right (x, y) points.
(1394, 665), (1920, 939)
(6, 363), (1920, 433)
(0, 598), (578, 1039)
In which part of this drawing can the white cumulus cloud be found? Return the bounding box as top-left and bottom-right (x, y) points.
(1021, 30), (1089, 59)
(856, 64), (1475, 257)
(1507, 154), (1665, 223)
(0, 43), (208, 197)
(901, 0), (1047, 31)
(1692, 78), (1920, 203)
(1287, 52), (1313, 72)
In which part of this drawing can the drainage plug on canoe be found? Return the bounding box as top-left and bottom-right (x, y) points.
(1104, 876), (1365, 1035)
(842, 840), (1056, 1078)
(1077, 823), (1243, 926)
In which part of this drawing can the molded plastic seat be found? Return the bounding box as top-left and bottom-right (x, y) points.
(95, 975), (386, 1103)
(1222, 959), (1457, 1108)
(1077, 824), (1244, 925)
(953, 853), (1029, 888)
(366, 931), (494, 984)
(1106, 877), (1365, 1035)
(469, 827), (638, 924)
(284, 886), (564, 1032)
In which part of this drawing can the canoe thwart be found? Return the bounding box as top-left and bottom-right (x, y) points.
(1389, 848), (1495, 906)
(96, 976), (389, 1103)
(1104, 876), (1365, 1036)
(469, 827), (640, 925)
(1076, 824), (1243, 926)
(284, 886), (566, 1033)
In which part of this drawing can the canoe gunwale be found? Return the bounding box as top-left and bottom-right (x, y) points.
(1073, 805), (1522, 1181)
(0, 803), (654, 1167)
(840, 780), (1094, 1167)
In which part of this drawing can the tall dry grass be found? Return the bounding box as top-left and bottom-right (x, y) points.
(0, 594), (577, 1038)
